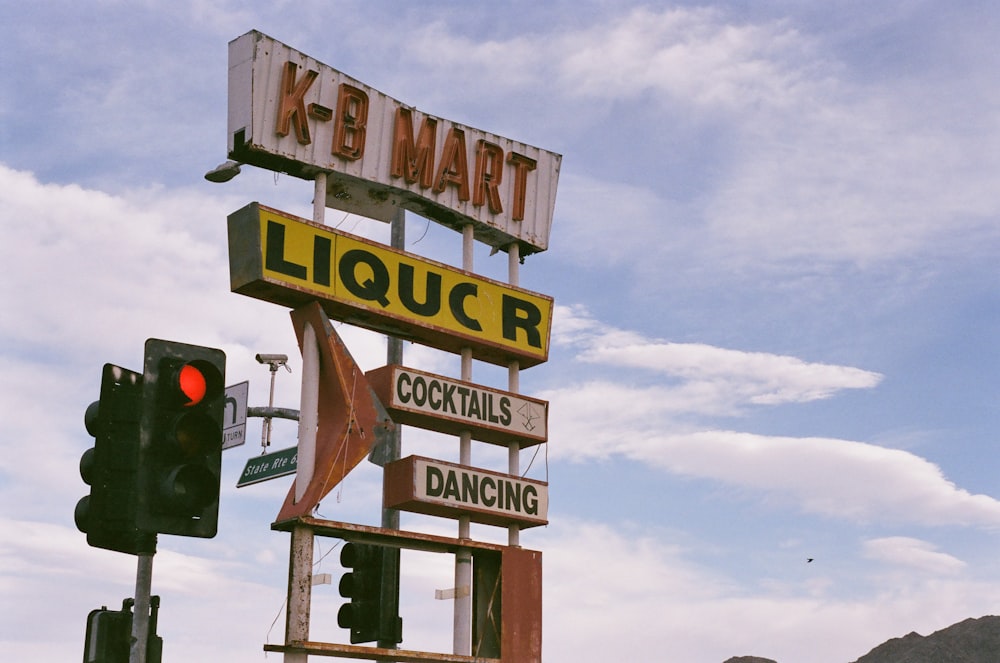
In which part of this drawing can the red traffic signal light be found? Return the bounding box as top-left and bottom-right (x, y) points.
(178, 364), (208, 406)
(136, 339), (226, 538)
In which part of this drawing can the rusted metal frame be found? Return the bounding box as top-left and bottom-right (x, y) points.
(264, 641), (499, 662)
(272, 516), (508, 555)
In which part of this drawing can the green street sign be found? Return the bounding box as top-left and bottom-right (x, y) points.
(237, 446), (297, 487)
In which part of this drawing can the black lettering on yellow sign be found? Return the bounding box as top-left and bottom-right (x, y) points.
(229, 203), (553, 367)
(269, 213), (545, 343)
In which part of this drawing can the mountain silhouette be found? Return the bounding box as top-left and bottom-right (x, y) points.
(849, 615), (1000, 663)
(721, 615), (1000, 663)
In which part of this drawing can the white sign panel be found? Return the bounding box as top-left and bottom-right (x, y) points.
(384, 455), (548, 528)
(366, 364), (548, 447)
(227, 30), (561, 255)
(223, 380), (249, 450)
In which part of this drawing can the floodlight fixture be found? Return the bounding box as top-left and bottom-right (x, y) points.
(204, 160), (242, 183)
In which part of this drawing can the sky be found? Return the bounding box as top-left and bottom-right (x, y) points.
(3, 1), (1000, 661)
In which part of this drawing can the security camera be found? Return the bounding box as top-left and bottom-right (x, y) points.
(256, 354), (288, 364)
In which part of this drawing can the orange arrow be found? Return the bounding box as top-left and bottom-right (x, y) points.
(275, 302), (394, 522)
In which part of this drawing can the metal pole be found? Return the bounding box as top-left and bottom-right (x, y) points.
(383, 206), (406, 512)
(295, 172), (326, 504)
(282, 172), (326, 663)
(262, 363), (278, 451)
(454, 224), (475, 655)
(284, 525), (314, 663)
(313, 173), (327, 224)
(507, 244), (521, 548)
(379, 207), (405, 654)
(129, 552), (153, 663)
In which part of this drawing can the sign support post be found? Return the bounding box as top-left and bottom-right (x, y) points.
(378, 207), (405, 656)
(381, 207), (406, 484)
(283, 172), (326, 663)
(453, 224), (476, 656)
(507, 244), (521, 549)
(284, 525), (313, 663)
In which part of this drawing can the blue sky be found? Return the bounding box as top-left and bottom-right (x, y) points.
(3, 2), (1000, 661)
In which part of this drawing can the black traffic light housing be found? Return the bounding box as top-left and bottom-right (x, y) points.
(82, 596), (162, 663)
(136, 339), (226, 538)
(75, 364), (153, 555)
(337, 542), (402, 645)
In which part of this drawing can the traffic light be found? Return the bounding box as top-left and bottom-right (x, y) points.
(136, 339), (226, 538)
(82, 600), (131, 663)
(75, 364), (153, 555)
(82, 597), (162, 663)
(337, 542), (402, 645)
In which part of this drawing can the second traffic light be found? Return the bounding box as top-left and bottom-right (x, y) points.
(75, 364), (152, 555)
(337, 542), (402, 645)
(136, 339), (226, 538)
(82, 596), (163, 663)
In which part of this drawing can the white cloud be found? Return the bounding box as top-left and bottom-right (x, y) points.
(557, 7), (815, 112)
(631, 431), (1000, 527)
(863, 536), (967, 575)
(0, 165), (234, 355)
(555, 304), (882, 411)
(401, 7), (819, 113)
(544, 305), (1000, 528)
(543, 420), (1000, 527)
(553, 8), (1000, 266)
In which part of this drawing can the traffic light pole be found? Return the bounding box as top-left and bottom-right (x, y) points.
(130, 550), (154, 663)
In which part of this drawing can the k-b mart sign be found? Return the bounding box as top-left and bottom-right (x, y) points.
(227, 30), (561, 255)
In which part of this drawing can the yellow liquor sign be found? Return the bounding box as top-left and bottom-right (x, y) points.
(227, 203), (553, 368)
